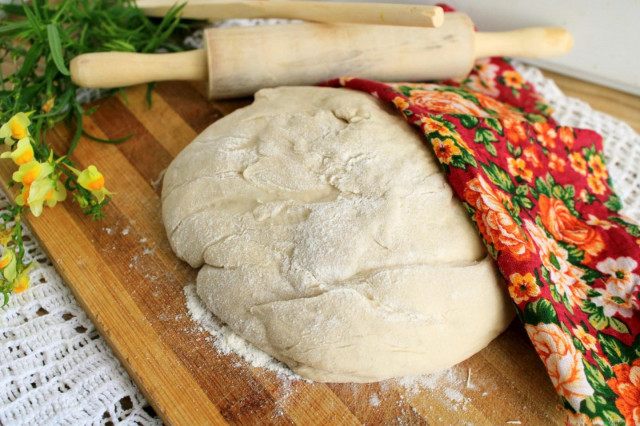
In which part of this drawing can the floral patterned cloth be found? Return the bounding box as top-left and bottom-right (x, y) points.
(327, 57), (640, 424)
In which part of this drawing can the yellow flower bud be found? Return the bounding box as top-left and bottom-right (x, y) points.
(1, 138), (34, 165)
(43, 97), (55, 114)
(0, 249), (17, 282)
(78, 165), (105, 191)
(78, 165), (112, 202)
(0, 113), (31, 145)
(13, 273), (30, 293)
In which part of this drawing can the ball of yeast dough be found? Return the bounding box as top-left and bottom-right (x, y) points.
(162, 87), (514, 383)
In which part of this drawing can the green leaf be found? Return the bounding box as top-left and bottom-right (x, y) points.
(598, 333), (634, 365)
(602, 410), (626, 424)
(581, 267), (603, 284)
(609, 317), (630, 334)
(46, 24), (70, 76)
(513, 146), (522, 157)
(604, 194), (623, 212)
(82, 130), (133, 145)
(580, 300), (599, 314)
(564, 185), (575, 200)
(18, 43), (43, 78)
(480, 162), (516, 193)
(524, 113), (547, 123)
(485, 141), (498, 157)
(457, 114), (479, 129)
(535, 177), (550, 196)
(515, 195), (534, 209)
(474, 128), (497, 144)
(589, 312), (608, 331)
(484, 117), (503, 135)
(593, 353), (615, 379)
(549, 252), (561, 270)
(582, 358), (609, 395)
(524, 299), (559, 325)
(396, 85), (413, 97)
(516, 184), (529, 196)
(563, 294), (574, 314)
(583, 396), (597, 416)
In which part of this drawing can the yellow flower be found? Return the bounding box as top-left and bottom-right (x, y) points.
(0, 113), (31, 145)
(508, 272), (540, 303)
(572, 325), (598, 352)
(502, 70), (524, 89)
(1, 137), (34, 165)
(0, 249), (17, 282)
(13, 272), (30, 293)
(569, 152), (587, 176)
(78, 165), (112, 202)
(588, 154), (607, 180)
(12, 160), (53, 187)
(25, 177), (67, 217)
(42, 97), (55, 114)
(588, 174), (606, 195)
(507, 157), (533, 182)
(392, 96), (409, 110)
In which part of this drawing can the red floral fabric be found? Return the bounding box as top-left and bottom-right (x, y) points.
(326, 58), (640, 424)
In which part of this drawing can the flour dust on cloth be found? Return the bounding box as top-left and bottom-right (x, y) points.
(161, 87), (514, 383)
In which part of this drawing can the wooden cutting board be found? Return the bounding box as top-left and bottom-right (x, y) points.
(0, 80), (567, 425)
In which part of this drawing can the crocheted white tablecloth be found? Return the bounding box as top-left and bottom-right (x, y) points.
(1, 62), (639, 425)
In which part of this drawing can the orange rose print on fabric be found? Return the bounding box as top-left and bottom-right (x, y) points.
(548, 152), (566, 172)
(558, 126), (575, 148)
(329, 56), (640, 422)
(508, 272), (540, 304)
(538, 195), (604, 261)
(408, 88), (488, 116)
(525, 220), (589, 308)
(607, 359), (640, 425)
(463, 175), (534, 260)
(476, 92), (526, 121)
(525, 323), (594, 412)
(532, 121), (557, 149)
(523, 145), (542, 168)
(503, 117), (528, 145)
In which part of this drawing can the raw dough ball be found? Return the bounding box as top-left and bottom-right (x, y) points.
(162, 87), (514, 382)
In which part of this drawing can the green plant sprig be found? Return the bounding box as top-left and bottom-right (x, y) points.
(0, 0), (201, 305)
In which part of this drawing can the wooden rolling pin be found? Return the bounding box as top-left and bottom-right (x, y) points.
(136, 0), (445, 28)
(70, 12), (573, 99)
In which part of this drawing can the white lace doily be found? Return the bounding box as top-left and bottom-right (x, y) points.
(1, 61), (639, 425)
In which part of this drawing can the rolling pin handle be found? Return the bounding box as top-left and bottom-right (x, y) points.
(475, 27), (574, 59)
(70, 49), (208, 89)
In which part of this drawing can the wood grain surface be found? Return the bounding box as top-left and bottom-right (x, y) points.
(5, 75), (631, 424)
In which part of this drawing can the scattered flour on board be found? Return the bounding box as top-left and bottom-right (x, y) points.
(184, 284), (488, 412)
(184, 284), (302, 381)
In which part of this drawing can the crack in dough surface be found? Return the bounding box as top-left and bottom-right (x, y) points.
(162, 87), (514, 382)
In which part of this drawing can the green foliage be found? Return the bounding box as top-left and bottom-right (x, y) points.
(0, 0), (191, 154)
(481, 161), (515, 194)
(523, 299), (559, 325)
